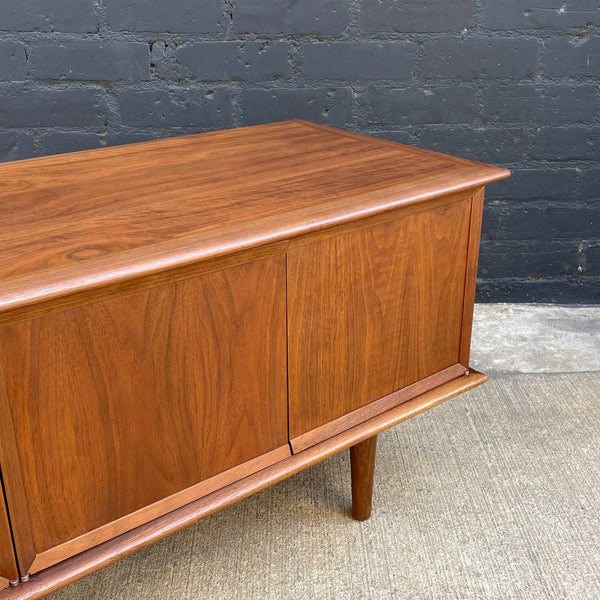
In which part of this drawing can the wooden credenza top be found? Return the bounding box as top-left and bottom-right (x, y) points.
(0, 120), (509, 315)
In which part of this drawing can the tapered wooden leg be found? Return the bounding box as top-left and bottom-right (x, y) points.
(350, 435), (377, 521)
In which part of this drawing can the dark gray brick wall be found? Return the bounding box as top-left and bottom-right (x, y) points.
(483, 83), (597, 124)
(361, 0), (476, 33)
(0, 40), (27, 80)
(304, 42), (416, 80)
(365, 86), (478, 125)
(105, 0), (222, 33)
(0, 0), (598, 303)
(117, 87), (232, 127)
(232, 0), (350, 35)
(545, 37), (600, 76)
(175, 42), (289, 81)
(422, 38), (539, 79)
(0, 0), (98, 33)
(0, 86), (107, 126)
(485, 1), (598, 30)
(30, 41), (150, 81)
(241, 88), (352, 125)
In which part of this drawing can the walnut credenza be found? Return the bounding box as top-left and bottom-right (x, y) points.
(0, 121), (509, 599)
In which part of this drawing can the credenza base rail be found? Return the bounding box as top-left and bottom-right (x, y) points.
(0, 369), (486, 600)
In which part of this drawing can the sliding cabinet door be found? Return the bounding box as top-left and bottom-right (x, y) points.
(0, 255), (289, 574)
(287, 194), (474, 447)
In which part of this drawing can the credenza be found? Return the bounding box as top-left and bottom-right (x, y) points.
(0, 120), (509, 599)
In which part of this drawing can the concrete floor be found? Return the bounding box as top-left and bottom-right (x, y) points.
(471, 303), (600, 374)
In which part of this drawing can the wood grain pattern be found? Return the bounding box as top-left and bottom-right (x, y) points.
(290, 363), (466, 453)
(287, 195), (472, 438)
(0, 241), (289, 328)
(0, 121), (509, 316)
(459, 188), (486, 366)
(350, 436), (378, 521)
(0, 367), (36, 576)
(0, 483), (18, 582)
(0, 192), (473, 329)
(0, 121), (502, 598)
(0, 370), (487, 600)
(29, 445), (289, 574)
(30, 449), (291, 574)
(286, 189), (474, 252)
(0, 256), (288, 567)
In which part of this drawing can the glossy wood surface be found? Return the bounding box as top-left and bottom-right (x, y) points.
(0, 121), (508, 317)
(287, 194), (472, 438)
(30, 445), (290, 575)
(0, 487), (18, 582)
(0, 370), (487, 600)
(0, 256), (288, 568)
(0, 370), (35, 576)
(350, 436), (378, 521)
(459, 188), (486, 366)
(0, 121), (503, 598)
(291, 363), (466, 453)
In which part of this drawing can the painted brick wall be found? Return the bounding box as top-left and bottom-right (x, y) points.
(0, 1), (598, 302)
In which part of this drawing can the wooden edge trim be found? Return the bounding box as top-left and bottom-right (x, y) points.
(1, 177), (509, 320)
(0, 369), (487, 600)
(29, 444), (290, 575)
(286, 189), (472, 251)
(1, 190), (474, 328)
(291, 363), (466, 453)
(296, 121), (512, 181)
(0, 242), (290, 327)
(459, 188), (486, 366)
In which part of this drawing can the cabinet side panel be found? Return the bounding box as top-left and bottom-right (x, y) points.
(288, 196), (472, 438)
(0, 256), (288, 559)
(459, 187), (485, 366)
(0, 478), (18, 582)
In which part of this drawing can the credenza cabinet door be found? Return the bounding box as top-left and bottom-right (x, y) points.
(287, 196), (473, 443)
(0, 256), (289, 574)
